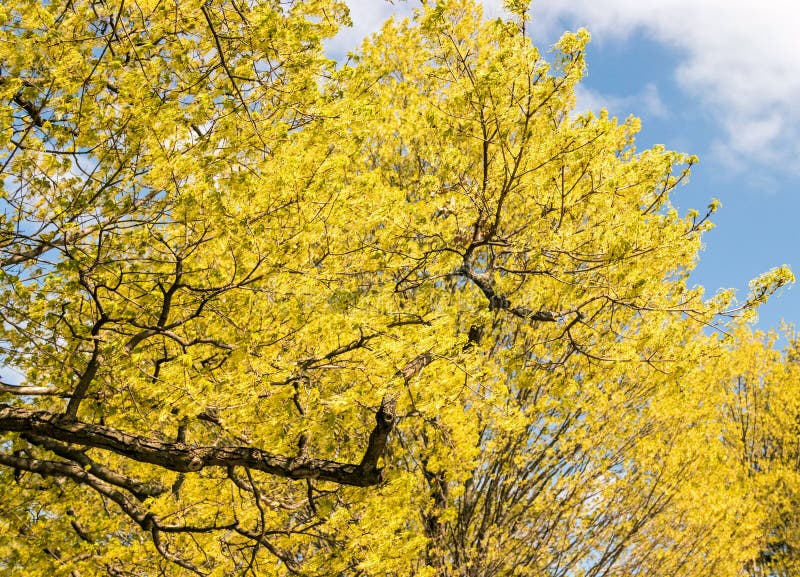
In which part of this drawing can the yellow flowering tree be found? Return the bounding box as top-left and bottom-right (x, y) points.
(705, 326), (800, 577)
(0, 0), (793, 575)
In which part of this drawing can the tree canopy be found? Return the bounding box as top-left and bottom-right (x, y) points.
(0, 0), (796, 575)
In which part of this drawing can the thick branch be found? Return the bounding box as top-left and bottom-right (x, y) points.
(23, 433), (167, 500)
(12, 92), (44, 126)
(0, 382), (66, 396)
(0, 241), (52, 267)
(0, 403), (396, 487)
(457, 265), (559, 321)
(65, 338), (103, 419)
(359, 396), (397, 472)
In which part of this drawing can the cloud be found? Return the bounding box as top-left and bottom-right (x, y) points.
(325, 1), (415, 58)
(529, 0), (800, 171)
(327, 0), (508, 57)
(575, 83), (668, 119)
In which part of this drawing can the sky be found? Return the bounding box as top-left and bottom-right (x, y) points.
(330, 0), (800, 333)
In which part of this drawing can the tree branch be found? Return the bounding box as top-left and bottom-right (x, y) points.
(12, 92), (44, 127)
(0, 382), (66, 396)
(457, 265), (560, 322)
(22, 433), (167, 500)
(0, 402), (397, 487)
(359, 395), (397, 472)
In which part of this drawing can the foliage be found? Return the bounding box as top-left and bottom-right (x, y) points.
(709, 326), (800, 577)
(0, 0), (794, 575)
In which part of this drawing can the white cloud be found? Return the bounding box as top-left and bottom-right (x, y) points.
(529, 0), (800, 170)
(575, 83), (667, 119)
(641, 83), (667, 118)
(329, 0), (507, 57)
(325, 2), (415, 58)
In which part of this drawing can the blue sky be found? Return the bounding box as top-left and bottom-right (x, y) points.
(332, 0), (800, 333)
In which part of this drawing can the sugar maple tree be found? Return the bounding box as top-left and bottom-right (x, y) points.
(0, 0), (794, 575)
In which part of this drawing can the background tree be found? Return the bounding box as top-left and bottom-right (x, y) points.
(708, 326), (800, 577)
(0, 0), (793, 575)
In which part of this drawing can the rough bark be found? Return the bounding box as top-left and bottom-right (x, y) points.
(0, 398), (397, 487)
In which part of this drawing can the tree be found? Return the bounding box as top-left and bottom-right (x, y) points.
(709, 326), (800, 577)
(0, 0), (793, 575)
